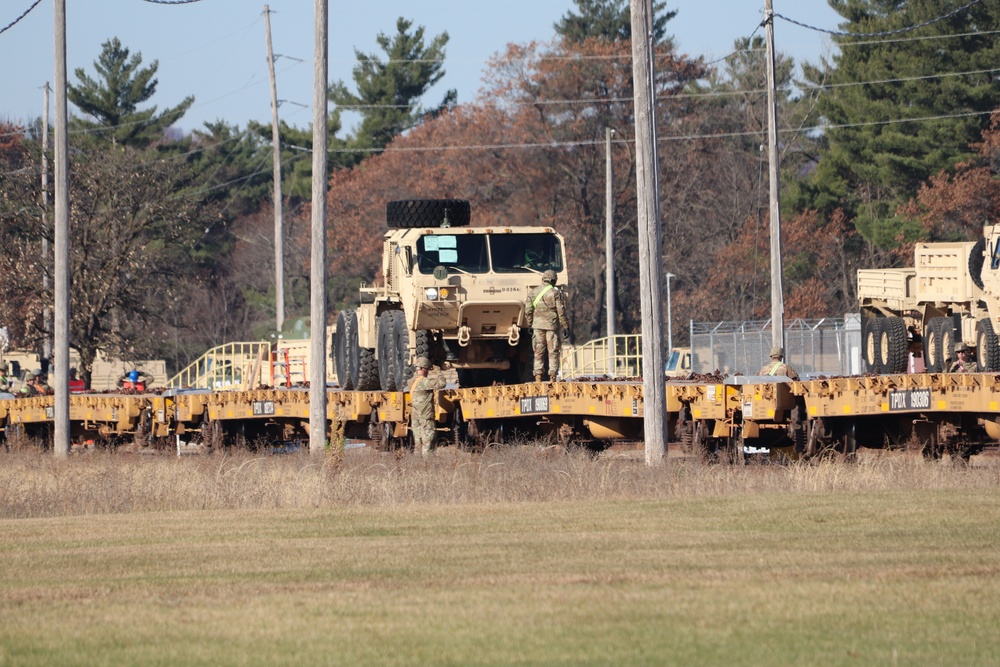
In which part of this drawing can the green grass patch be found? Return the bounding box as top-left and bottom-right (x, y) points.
(1, 489), (999, 666)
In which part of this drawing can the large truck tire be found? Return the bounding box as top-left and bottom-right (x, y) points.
(924, 317), (949, 373)
(386, 199), (471, 229)
(977, 318), (1000, 371)
(377, 311), (400, 391)
(334, 310), (360, 390)
(377, 310), (412, 391)
(390, 311), (414, 390)
(879, 316), (908, 374)
(939, 317), (957, 370)
(357, 347), (379, 390)
(862, 318), (882, 373)
(969, 237), (986, 290)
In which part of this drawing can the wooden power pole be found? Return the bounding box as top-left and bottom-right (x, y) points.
(764, 0), (785, 350)
(42, 83), (51, 364)
(605, 127), (615, 342)
(264, 4), (285, 334)
(53, 0), (69, 457)
(629, 0), (668, 465)
(309, 0), (329, 454)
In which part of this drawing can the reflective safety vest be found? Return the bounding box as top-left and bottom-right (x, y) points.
(532, 284), (554, 308)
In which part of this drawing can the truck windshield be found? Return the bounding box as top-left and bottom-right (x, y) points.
(490, 233), (564, 273)
(416, 234), (489, 274)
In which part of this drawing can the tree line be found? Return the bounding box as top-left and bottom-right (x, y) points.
(2, 0), (1000, 386)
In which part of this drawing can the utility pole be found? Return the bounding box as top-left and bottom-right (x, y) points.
(309, 0), (329, 454)
(41, 83), (51, 364)
(629, 0), (668, 465)
(764, 0), (785, 351)
(605, 127), (615, 342)
(53, 0), (69, 457)
(264, 4), (285, 333)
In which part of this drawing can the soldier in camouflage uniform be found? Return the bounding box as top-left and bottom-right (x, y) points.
(0, 362), (10, 393)
(525, 270), (568, 382)
(18, 371), (52, 397)
(759, 346), (799, 380)
(409, 357), (446, 457)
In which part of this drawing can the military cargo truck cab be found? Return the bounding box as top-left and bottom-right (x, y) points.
(333, 199), (568, 390)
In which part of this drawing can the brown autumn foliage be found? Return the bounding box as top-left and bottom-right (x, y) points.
(317, 36), (805, 341)
(0, 122), (40, 345)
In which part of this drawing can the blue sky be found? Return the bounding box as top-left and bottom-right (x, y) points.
(1, 1), (843, 134)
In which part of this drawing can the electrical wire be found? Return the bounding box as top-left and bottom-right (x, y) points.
(277, 108), (996, 156)
(774, 0), (983, 39)
(141, 0), (205, 5)
(0, 0), (43, 36)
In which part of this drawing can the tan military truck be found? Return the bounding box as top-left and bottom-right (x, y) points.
(857, 228), (1000, 373)
(333, 199), (568, 389)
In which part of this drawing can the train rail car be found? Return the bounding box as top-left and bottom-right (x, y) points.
(791, 372), (1000, 458)
(1, 373), (999, 459)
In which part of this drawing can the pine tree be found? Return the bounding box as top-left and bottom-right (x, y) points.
(554, 0), (675, 43)
(68, 37), (193, 148)
(797, 0), (1000, 249)
(330, 17), (455, 165)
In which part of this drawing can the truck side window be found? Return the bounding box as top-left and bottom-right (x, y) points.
(992, 240), (1000, 270)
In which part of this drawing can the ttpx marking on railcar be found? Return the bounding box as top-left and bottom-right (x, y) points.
(888, 388), (931, 411)
(252, 400), (276, 416)
(519, 396), (549, 414)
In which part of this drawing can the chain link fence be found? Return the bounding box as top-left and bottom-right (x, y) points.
(690, 315), (862, 377)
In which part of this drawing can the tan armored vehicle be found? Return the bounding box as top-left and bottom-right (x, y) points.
(333, 199), (568, 389)
(857, 226), (1000, 373)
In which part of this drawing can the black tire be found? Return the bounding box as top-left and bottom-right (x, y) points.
(386, 199), (471, 229)
(924, 317), (947, 373)
(415, 330), (432, 365)
(969, 237), (986, 290)
(879, 316), (908, 374)
(378, 311), (400, 392)
(357, 347), (379, 390)
(977, 318), (999, 371)
(388, 310), (413, 391)
(862, 318), (882, 373)
(939, 317), (956, 371)
(334, 310), (359, 390)
(924, 317), (951, 373)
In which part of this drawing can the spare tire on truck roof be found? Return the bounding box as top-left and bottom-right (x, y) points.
(386, 199), (471, 229)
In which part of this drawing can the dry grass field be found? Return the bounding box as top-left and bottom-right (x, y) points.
(1, 446), (999, 666)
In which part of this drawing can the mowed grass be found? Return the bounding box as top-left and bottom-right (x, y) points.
(2, 450), (1000, 666)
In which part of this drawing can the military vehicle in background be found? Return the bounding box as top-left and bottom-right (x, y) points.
(858, 227), (1000, 373)
(334, 199), (568, 389)
(664, 347), (692, 378)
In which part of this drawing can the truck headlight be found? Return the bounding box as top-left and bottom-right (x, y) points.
(425, 287), (439, 300)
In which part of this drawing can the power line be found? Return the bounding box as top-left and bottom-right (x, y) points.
(0, 0), (43, 36)
(334, 62), (1000, 112)
(774, 0), (983, 38)
(281, 107), (997, 156)
(141, 0), (205, 4)
(840, 28), (1000, 48)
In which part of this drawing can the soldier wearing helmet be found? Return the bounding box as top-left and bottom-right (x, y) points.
(0, 361), (10, 393)
(524, 270), (568, 382)
(18, 370), (52, 397)
(409, 356), (446, 457)
(759, 346), (799, 380)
